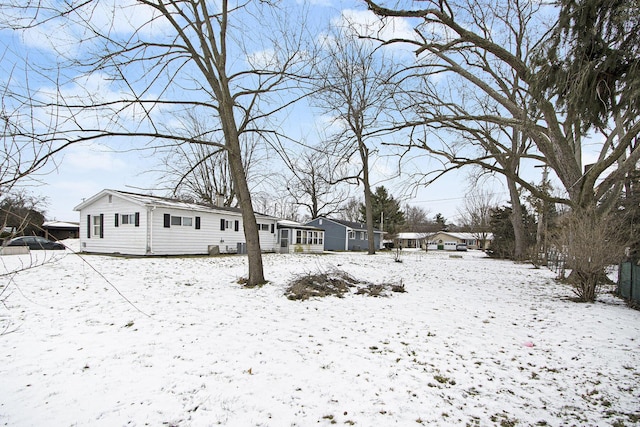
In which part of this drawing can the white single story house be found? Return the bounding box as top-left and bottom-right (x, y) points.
(427, 231), (493, 250)
(276, 220), (325, 254)
(392, 232), (434, 249)
(74, 189), (278, 256)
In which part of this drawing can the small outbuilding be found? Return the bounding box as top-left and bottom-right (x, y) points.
(41, 221), (80, 241)
(305, 217), (383, 251)
(74, 189), (278, 256)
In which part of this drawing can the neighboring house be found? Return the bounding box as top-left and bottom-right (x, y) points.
(392, 232), (436, 249)
(74, 189), (278, 256)
(41, 221), (80, 241)
(277, 220), (325, 254)
(305, 217), (383, 251)
(428, 231), (493, 251)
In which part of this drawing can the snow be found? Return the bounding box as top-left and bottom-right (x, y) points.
(1, 243), (639, 426)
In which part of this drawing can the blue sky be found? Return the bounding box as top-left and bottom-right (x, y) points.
(1, 0), (531, 225)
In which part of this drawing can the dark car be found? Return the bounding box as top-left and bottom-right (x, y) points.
(456, 243), (468, 251)
(6, 236), (66, 250)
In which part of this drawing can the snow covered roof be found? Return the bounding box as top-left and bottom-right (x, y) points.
(277, 220), (323, 230)
(436, 231), (494, 240)
(393, 231), (493, 240)
(395, 232), (433, 240)
(74, 189), (276, 219)
(42, 221), (80, 229)
(311, 217), (383, 233)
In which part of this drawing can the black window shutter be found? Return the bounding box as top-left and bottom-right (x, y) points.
(87, 214), (91, 239)
(164, 214), (171, 228)
(271, 224), (274, 233)
(220, 218), (225, 231)
(99, 214), (104, 238)
(234, 220), (239, 231)
(115, 213), (119, 227)
(195, 216), (201, 230)
(134, 212), (140, 227)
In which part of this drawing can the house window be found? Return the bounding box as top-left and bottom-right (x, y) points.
(318, 232), (324, 245)
(348, 230), (355, 239)
(171, 216), (193, 226)
(259, 224), (269, 231)
(121, 214), (135, 225)
(312, 232), (318, 245)
(92, 215), (102, 238)
(296, 230), (302, 244)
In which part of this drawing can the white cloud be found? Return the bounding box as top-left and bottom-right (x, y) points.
(333, 9), (417, 43)
(18, 0), (172, 55)
(63, 143), (127, 172)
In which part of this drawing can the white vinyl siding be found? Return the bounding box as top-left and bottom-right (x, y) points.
(76, 190), (279, 255)
(79, 196), (146, 255)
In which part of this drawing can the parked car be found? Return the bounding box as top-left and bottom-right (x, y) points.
(5, 236), (66, 250)
(456, 243), (468, 251)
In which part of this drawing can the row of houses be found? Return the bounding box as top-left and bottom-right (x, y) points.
(71, 189), (488, 256)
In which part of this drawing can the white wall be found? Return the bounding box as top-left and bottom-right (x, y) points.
(79, 195), (148, 255)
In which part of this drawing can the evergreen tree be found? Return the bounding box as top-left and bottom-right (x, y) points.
(533, 0), (640, 132)
(487, 204), (537, 259)
(359, 186), (405, 234)
(434, 213), (449, 231)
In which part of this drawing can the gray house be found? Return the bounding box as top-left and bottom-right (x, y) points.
(305, 217), (383, 251)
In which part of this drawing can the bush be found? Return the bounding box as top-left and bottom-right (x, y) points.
(284, 269), (405, 300)
(552, 208), (627, 302)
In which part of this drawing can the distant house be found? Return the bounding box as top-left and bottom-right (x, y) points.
(42, 221), (80, 241)
(74, 189), (278, 256)
(428, 231), (492, 250)
(277, 220), (325, 254)
(393, 232), (435, 249)
(305, 217), (383, 251)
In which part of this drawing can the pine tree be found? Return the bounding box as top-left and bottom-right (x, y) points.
(533, 0), (640, 132)
(359, 186), (405, 234)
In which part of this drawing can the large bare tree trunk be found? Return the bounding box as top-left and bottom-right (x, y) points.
(220, 98), (265, 286)
(360, 143), (376, 254)
(507, 177), (525, 261)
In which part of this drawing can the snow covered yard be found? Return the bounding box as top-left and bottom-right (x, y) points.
(1, 246), (638, 426)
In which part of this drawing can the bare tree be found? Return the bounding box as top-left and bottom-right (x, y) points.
(552, 208), (628, 301)
(365, 0), (640, 278)
(457, 188), (497, 251)
(2, 0), (311, 286)
(158, 111), (263, 207)
(313, 20), (401, 254)
(339, 197), (362, 222)
(280, 148), (351, 221)
(403, 204), (431, 232)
